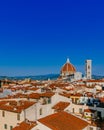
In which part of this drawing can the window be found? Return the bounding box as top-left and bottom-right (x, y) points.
(43, 98), (47, 104)
(82, 98), (85, 101)
(79, 108), (82, 114)
(41, 88), (44, 92)
(2, 111), (5, 117)
(17, 113), (20, 120)
(91, 113), (93, 117)
(4, 124), (7, 129)
(48, 98), (51, 104)
(89, 127), (93, 130)
(10, 126), (13, 130)
(72, 108), (74, 113)
(40, 108), (42, 115)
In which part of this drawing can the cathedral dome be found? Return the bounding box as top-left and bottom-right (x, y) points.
(61, 58), (76, 76)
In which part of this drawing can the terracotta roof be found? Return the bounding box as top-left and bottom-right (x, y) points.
(38, 111), (89, 130)
(84, 109), (96, 113)
(12, 121), (36, 130)
(87, 79), (104, 82)
(71, 93), (83, 97)
(10, 93), (28, 98)
(99, 98), (104, 103)
(40, 92), (55, 97)
(21, 87), (39, 91)
(28, 87), (39, 91)
(85, 92), (93, 97)
(28, 92), (55, 99)
(0, 100), (36, 113)
(52, 101), (70, 111)
(28, 93), (40, 99)
(0, 101), (8, 106)
(61, 60), (76, 75)
(60, 93), (83, 98)
(59, 93), (71, 98)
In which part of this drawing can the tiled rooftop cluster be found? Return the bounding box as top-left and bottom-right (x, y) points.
(0, 78), (104, 130)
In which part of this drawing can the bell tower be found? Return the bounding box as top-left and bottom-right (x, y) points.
(85, 60), (92, 79)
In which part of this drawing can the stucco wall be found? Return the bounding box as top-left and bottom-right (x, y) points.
(0, 110), (24, 130)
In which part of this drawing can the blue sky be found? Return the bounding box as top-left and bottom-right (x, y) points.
(0, 0), (104, 76)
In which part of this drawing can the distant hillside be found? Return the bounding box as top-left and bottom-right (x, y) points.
(0, 74), (59, 80)
(0, 74), (104, 80)
(92, 75), (104, 79)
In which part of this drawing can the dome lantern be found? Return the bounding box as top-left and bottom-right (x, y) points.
(66, 58), (70, 63)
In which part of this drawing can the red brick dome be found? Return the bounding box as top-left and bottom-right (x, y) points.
(61, 58), (76, 76)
